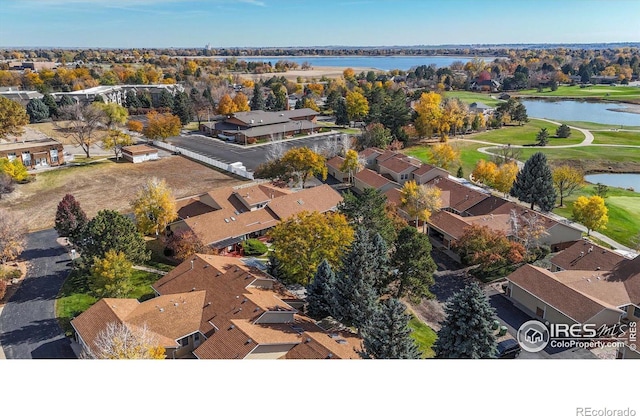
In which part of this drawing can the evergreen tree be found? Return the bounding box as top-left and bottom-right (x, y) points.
(158, 90), (174, 109)
(433, 282), (498, 359)
(58, 94), (75, 108)
(273, 88), (288, 111)
(510, 152), (557, 212)
(250, 83), (265, 111)
(265, 93), (276, 111)
(294, 98), (303, 109)
(125, 90), (141, 109)
(535, 127), (549, 146)
(54, 194), (88, 242)
(306, 259), (337, 320)
(390, 226), (437, 304)
(26, 98), (49, 123)
(555, 124), (571, 138)
(76, 210), (150, 269)
(333, 228), (385, 330)
(456, 166), (464, 178)
(334, 99), (349, 126)
(360, 297), (421, 359)
(172, 91), (193, 125)
(42, 93), (59, 118)
(338, 189), (397, 245)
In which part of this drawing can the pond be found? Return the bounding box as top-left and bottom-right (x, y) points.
(520, 99), (640, 127)
(584, 173), (640, 192)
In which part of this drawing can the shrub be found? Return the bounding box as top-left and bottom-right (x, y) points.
(241, 239), (268, 256)
(246, 137), (257, 145)
(0, 267), (22, 281)
(0, 279), (6, 300)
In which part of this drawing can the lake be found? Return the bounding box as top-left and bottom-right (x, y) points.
(218, 55), (497, 71)
(520, 99), (640, 127)
(585, 173), (640, 191)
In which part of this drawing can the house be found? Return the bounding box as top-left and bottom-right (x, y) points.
(201, 109), (319, 144)
(505, 251), (640, 359)
(72, 254), (362, 359)
(376, 154), (421, 185)
(353, 168), (399, 195)
(0, 138), (64, 169)
(169, 183), (342, 253)
(326, 155), (348, 182)
(0, 87), (44, 106)
(121, 144), (159, 163)
(411, 164), (449, 185)
(71, 291), (207, 359)
(469, 102), (494, 115)
(549, 239), (626, 272)
(470, 79), (501, 92)
(425, 176), (490, 216)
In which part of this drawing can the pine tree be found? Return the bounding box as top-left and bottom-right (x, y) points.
(456, 166), (464, 178)
(433, 282), (498, 359)
(360, 297), (421, 359)
(250, 83), (265, 111)
(509, 152), (557, 212)
(338, 189), (397, 245)
(306, 259), (337, 320)
(54, 194), (88, 242)
(172, 91), (193, 125)
(390, 226), (437, 304)
(333, 228), (385, 330)
(158, 90), (174, 109)
(26, 98), (49, 123)
(42, 93), (59, 118)
(334, 99), (349, 126)
(555, 124), (571, 138)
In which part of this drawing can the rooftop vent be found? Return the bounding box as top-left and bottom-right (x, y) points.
(224, 218), (230, 223)
(229, 324), (235, 330)
(588, 246), (593, 253)
(159, 308), (164, 312)
(245, 339), (252, 344)
(254, 307), (260, 312)
(327, 353), (333, 359)
(297, 199), (304, 205)
(580, 251), (584, 257)
(231, 217), (236, 221)
(305, 338), (312, 343)
(174, 303), (179, 307)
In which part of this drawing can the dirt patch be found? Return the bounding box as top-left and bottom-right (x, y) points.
(0, 261), (28, 306)
(0, 155), (246, 231)
(406, 299), (445, 332)
(549, 159), (640, 174)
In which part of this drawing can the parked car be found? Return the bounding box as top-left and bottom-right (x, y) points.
(496, 339), (521, 359)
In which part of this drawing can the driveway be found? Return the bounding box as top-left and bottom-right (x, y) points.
(167, 131), (347, 171)
(0, 229), (76, 359)
(486, 288), (598, 359)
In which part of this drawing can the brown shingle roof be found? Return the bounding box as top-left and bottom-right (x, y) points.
(265, 184), (343, 220)
(551, 240), (625, 271)
(355, 168), (396, 189)
(426, 176), (489, 213)
(326, 155), (345, 170)
(464, 195), (511, 216)
(507, 265), (613, 323)
(122, 144), (157, 155)
(175, 198), (217, 219)
(552, 270), (630, 307)
(378, 156), (419, 174)
(359, 147), (384, 158)
(427, 210), (475, 239)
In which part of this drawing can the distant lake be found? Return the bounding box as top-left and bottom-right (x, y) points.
(585, 173), (640, 191)
(217, 55), (497, 71)
(520, 99), (640, 126)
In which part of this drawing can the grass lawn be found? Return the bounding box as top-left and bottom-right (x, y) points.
(553, 185), (640, 248)
(405, 141), (487, 177)
(470, 119), (585, 146)
(517, 146), (640, 164)
(514, 85), (640, 102)
(592, 130), (640, 145)
(443, 91), (501, 106)
(56, 268), (164, 337)
(544, 120), (640, 131)
(409, 315), (437, 358)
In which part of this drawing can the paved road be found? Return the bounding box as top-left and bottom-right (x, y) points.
(167, 131), (347, 171)
(0, 229), (76, 359)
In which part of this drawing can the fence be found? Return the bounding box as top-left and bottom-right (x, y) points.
(153, 140), (254, 180)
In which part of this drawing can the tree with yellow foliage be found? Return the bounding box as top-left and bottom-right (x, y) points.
(143, 111), (181, 142)
(269, 211), (354, 285)
(340, 149), (363, 184)
(0, 158), (29, 182)
(280, 146), (328, 188)
(400, 181), (442, 233)
(345, 90), (369, 123)
(472, 159), (498, 186)
(217, 93), (238, 115)
(572, 195), (608, 236)
(89, 322), (166, 359)
(493, 162), (519, 196)
(233, 92), (250, 112)
(552, 165), (584, 207)
(0, 96), (29, 139)
(89, 249), (133, 298)
(131, 177), (178, 236)
(102, 129), (134, 161)
(414, 92), (443, 139)
(429, 142), (460, 170)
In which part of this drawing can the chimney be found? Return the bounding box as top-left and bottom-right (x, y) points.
(191, 260), (194, 270)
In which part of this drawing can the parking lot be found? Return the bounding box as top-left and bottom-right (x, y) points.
(167, 131), (349, 171)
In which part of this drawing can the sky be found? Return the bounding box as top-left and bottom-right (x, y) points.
(1, 0), (639, 48)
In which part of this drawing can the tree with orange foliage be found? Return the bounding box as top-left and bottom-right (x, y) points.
(217, 93), (237, 115)
(232, 92), (250, 112)
(143, 111), (181, 142)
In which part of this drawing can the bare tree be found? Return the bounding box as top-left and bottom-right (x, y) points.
(56, 103), (106, 158)
(85, 322), (166, 359)
(492, 145), (522, 166)
(0, 208), (26, 264)
(509, 209), (549, 254)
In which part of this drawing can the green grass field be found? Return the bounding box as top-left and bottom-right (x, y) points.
(443, 91), (501, 106)
(592, 130), (640, 145)
(56, 268), (163, 336)
(515, 85), (640, 102)
(409, 316), (437, 358)
(517, 146), (640, 163)
(470, 119), (585, 146)
(553, 185), (640, 248)
(540, 120), (640, 131)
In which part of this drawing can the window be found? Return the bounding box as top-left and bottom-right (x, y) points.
(179, 337), (189, 347)
(194, 333), (200, 342)
(7, 153), (16, 162)
(50, 149), (58, 163)
(633, 306), (640, 319)
(536, 307), (545, 319)
(22, 152), (31, 167)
